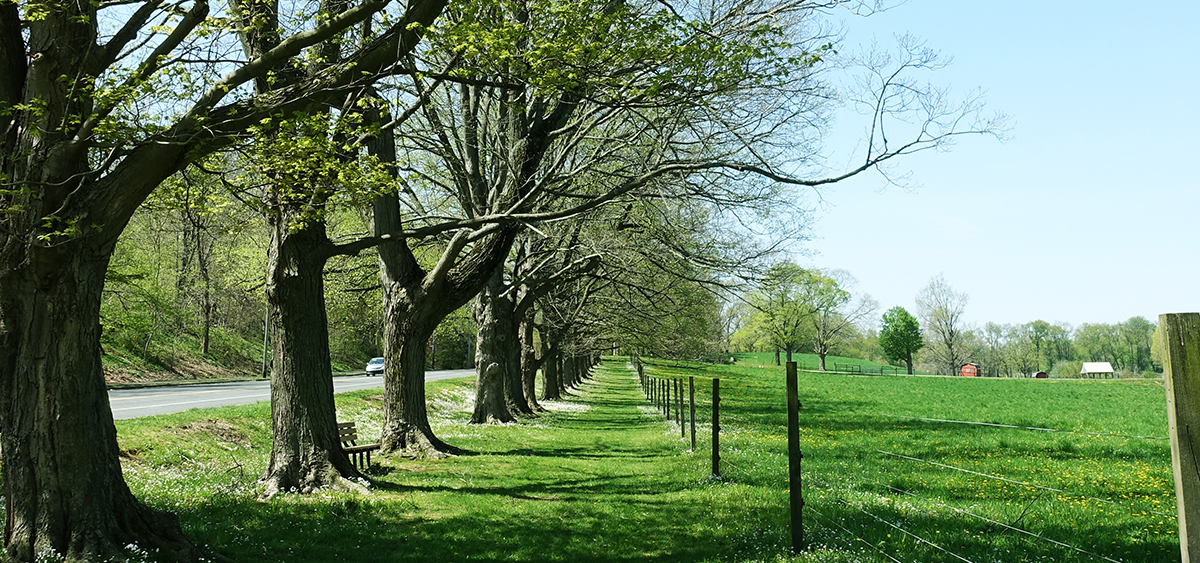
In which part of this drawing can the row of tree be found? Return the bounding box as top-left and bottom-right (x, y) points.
(0, 0), (1003, 559)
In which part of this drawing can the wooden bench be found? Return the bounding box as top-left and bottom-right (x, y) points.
(338, 421), (381, 470)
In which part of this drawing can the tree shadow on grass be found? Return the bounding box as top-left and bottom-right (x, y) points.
(176, 473), (751, 563)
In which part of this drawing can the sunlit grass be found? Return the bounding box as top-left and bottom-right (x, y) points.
(728, 351), (924, 375)
(643, 360), (1177, 562)
(111, 360), (1178, 562)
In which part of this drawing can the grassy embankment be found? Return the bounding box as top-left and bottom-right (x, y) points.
(112, 359), (1177, 562)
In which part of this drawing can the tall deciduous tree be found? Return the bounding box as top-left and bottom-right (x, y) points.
(879, 306), (922, 374)
(802, 269), (877, 371)
(747, 261), (812, 365)
(915, 274), (971, 376)
(0, 0), (447, 557)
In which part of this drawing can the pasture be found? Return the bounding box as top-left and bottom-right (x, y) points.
(645, 359), (1176, 562)
(113, 360), (1177, 562)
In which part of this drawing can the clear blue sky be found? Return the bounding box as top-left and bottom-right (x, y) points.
(800, 1), (1200, 328)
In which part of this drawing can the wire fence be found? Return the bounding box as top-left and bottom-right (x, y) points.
(878, 413), (1170, 441)
(807, 504), (906, 563)
(836, 495), (980, 563)
(626, 360), (1172, 563)
(876, 449), (1173, 518)
(874, 481), (1124, 563)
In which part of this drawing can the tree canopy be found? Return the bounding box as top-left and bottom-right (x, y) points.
(879, 305), (922, 374)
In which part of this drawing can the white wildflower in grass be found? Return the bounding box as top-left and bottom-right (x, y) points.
(541, 400), (589, 413)
(637, 405), (661, 418)
(429, 387), (475, 413)
(34, 548), (63, 563)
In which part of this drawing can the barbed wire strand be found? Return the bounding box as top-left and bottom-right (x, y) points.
(874, 482), (1124, 563)
(835, 497), (980, 563)
(807, 504), (907, 563)
(878, 414), (1168, 441)
(875, 449), (1173, 517)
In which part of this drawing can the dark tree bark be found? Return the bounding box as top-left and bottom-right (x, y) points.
(363, 96), (520, 453)
(541, 339), (563, 401)
(0, 3), (201, 559)
(378, 288), (454, 455)
(260, 212), (362, 496)
(0, 253), (201, 561)
(239, 0), (366, 496)
(562, 355), (577, 391)
(375, 228), (517, 455)
(470, 271), (519, 423)
(519, 308), (544, 411)
(502, 316), (531, 415)
(0, 0), (447, 554)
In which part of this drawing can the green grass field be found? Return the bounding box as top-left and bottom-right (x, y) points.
(111, 359), (1177, 562)
(730, 352), (924, 375)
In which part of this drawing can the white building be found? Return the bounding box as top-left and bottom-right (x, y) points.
(1080, 361), (1116, 378)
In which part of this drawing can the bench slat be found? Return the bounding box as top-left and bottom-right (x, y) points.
(337, 421), (381, 470)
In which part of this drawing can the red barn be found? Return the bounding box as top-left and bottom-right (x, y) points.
(960, 363), (980, 377)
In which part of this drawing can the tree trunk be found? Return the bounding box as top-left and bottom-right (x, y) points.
(367, 113), (519, 455)
(378, 295), (457, 455)
(0, 250), (200, 562)
(504, 327), (530, 414)
(905, 353), (914, 375)
(519, 311), (543, 411)
(775, 349), (781, 366)
(260, 217), (361, 497)
(541, 340), (562, 400)
(818, 353), (827, 371)
(562, 355), (577, 389)
(786, 349), (793, 363)
(470, 272), (517, 424)
(558, 353), (569, 394)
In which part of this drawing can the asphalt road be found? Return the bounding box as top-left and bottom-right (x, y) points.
(109, 369), (475, 420)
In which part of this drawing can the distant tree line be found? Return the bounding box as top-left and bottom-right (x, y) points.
(906, 276), (1159, 378)
(730, 271), (1161, 379)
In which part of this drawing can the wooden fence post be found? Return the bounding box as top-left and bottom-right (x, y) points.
(678, 378), (685, 437)
(689, 376), (696, 451)
(1164, 312), (1200, 563)
(665, 378), (671, 420)
(786, 361), (804, 553)
(712, 378), (721, 477)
